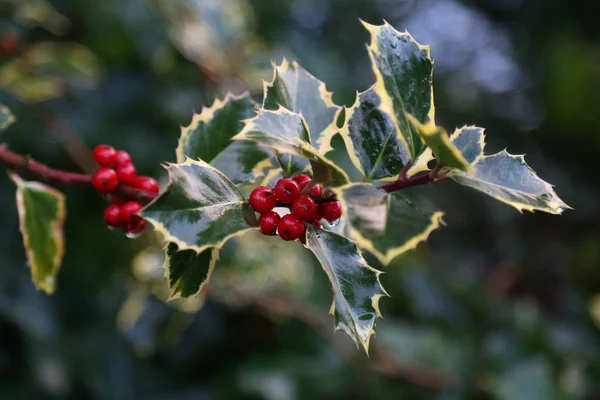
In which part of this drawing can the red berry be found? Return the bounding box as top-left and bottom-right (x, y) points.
(291, 195), (318, 220)
(115, 163), (137, 185)
(135, 176), (160, 194)
(120, 201), (143, 224)
(249, 186), (277, 213)
(104, 204), (121, 227)
(259, 211), (280, 235)
(111, 196), (125, 206)
(319, 201), (342, 222)
(277, 214), (305, 241)
(124, 219), (147, 236)
(92, 168), (117, 194)
(309, 184), (323, 196)
(0, 34), (18, 56)
(292, 174), (312, 187)
(274, 178), (300, 203)
(92, 145), (117, 167)
(114, 150), (132, 166)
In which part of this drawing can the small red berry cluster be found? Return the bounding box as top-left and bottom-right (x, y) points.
(249, 174), (342, 243)
(91, 145), (159, 236)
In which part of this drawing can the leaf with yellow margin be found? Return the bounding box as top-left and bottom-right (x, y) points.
(140, 158), (256, 253)
(10, 173), (66, 294)
(163, 242), (219, 299)
(362, 20), (434, 160)
(340, 86), (410, 181)
(233, 107), (349, 186)
(176, 92), (270, 185)
(450, 150), (571, 214)
(0, 104), (15, 131)
(305, 226), (387, 353)
(335, 183), (444, 265)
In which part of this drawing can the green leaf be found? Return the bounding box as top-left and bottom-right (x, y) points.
(0, 104), (15, 131)
(10, 173), (66, 294)
(450, 150), (571, 214)
(141, 158), (255, 253)
(450, 126), (486, 164)
(407, 115), (470, 171)
(233, 108), (349, 186)
(494, 359), (562, 400)
(336, 183), (444, 265)
(263, 59), (342, 153)
(305, 227), (387, 353)
(163, 242), (219, 299)
(340, 87), (410, 181)
(362, 20), (434, 159)
(176, 92), (270, 185)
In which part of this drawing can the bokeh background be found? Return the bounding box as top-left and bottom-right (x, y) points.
(1, 0), (599, 399)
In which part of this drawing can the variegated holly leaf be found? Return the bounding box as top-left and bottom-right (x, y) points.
(363, 20), (434, 160)
(163, 242), (219, 299)
(407, 125), (486, 176)
(263, 59), (341, 153)
(450, 150), (570, 214)
(233, 108), (349, 186)
(10, 173), (66, 294)
(341, 87), (410, 181)
(0, 104), (15, 131)
(141, 158), (256, 253)
(305, 226), (387, 353)
(336, 183), (444, 265)
(407, 116), (470, 171)
(176, 93), (270, 185)
(450, 126), (486, 164)
(274, 153), (310, 177)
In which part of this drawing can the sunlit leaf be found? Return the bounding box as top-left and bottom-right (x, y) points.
(163, 242), (219, 299)
(450, 126), (486, 164)
(141, 158), (255, 253)
(336, 183), (444, 265)
(450, 150), (570, 214)
(340, 87), (410, 181)
(233, 107), (349, 186)
(176, 92), (270, 185)
(362, 20), (434, 159)
(10, 173), (66, 294)
(305, 227), (387, 353)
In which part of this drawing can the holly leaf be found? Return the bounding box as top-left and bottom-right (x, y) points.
(233, 108), (349, 186)
(141, 158), (256, 253)
(362, 20), (434, 160)
(274, 153), (310, 177)
(163, 242), (219, 299)
(336, 183), (444, 265)
(176, 92), (270, 185)
(10, 173), (66, 294)
(450, 125), (486, 164)
(305, 226), (387, 353)
(263, 59), (341, 153)
(340, 87), (410, 181)
(407, 116), (470, 171)
(0, 104), (15, 131)
(450, 150), (570, 214)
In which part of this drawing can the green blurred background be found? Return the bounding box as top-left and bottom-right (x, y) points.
(1, 0), (599, 398)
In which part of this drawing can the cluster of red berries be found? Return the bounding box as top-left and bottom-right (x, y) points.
(249, 174), (342, 242)
(91, 145), (159, 236)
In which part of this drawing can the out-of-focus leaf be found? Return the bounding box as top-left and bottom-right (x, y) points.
(163, 242), (219, 299)
(340, 87), (409, 180)
(141, 158), (255, 253)
(10, 173), (66, 294)
(0, 42), (102, 103)
(176, 92), (270, 185)
(450, 150), (570, 214)
(305, 227), (387, 353)
(0, 104), (16, 131)
(15, 0), (70, 35)
(493, 359), (562, 400)
(407, 115), (470, 171)
(233, 108), (349, 186)
(336, 183), (444, 265)
(263, 59), (341, 153)
(362, 21), (434, 159)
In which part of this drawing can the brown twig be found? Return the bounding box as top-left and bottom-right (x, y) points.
(0, 146), (157, 202)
